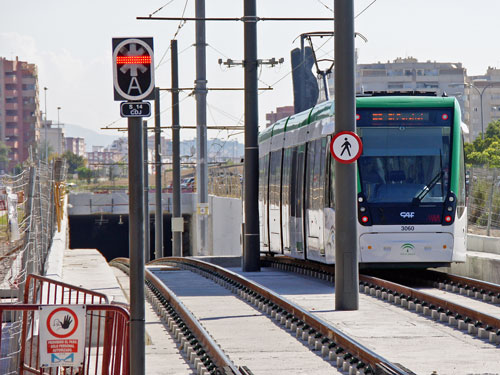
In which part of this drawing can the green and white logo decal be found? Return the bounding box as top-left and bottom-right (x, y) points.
(401, 243), (415, 255)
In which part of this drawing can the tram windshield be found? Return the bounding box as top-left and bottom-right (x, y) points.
(357, 125), (451, 204)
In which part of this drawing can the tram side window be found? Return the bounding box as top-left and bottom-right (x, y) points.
(295, 145), (306, 220)
(457, 136), (466, 217)
(317, 138), (327, 210)
(305, 140), (316, 211)
(282, 148), (292, 209)
(269, 150), (282, 208)
(289, 147), (298, 216)
(328, 141), (335, 209)
(306, 139), (326, 211)
(258, 154), (269, 205)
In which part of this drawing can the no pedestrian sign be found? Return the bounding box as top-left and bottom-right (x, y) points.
(39, 305), (86, 368)
(330, 131), (363, 164)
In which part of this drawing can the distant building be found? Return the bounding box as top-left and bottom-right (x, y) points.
(323, 56), (474, 137)
(265, 106), (295, 127)
(464, 68), (500, 140)
(65, 137), (86, 157)
(86, 149), (121, 171)
(0, 57), (41, 170)
(41, 119), (65, 155)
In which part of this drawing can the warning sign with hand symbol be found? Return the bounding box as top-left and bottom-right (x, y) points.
(39, 305), (86, 368)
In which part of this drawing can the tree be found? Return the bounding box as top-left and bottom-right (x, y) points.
(76, 166), (92, 183)
(63, 151), (86, 174)
(465, 120), (500, 167)
(0, 141), (9, 172)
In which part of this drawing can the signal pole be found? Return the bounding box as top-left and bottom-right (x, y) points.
(242, 0), (260, 272)
(334, 0), (359, 310)
(154, 87), (164, 259)
(171, 40), (183, 257)
(195, 0), (209, 256)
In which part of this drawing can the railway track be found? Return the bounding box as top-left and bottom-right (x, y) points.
(111, 258), (248, 375)
(261, 255), (500, 345)
(114, 257), (413, 375)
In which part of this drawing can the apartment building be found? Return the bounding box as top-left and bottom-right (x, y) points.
(0, 57), (40, 170)
(465, 68), (500, 140)
(65, 137), (86, 157)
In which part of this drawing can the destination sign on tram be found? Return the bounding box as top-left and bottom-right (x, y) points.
(356, 108), (452, 126)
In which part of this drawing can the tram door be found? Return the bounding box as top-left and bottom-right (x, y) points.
(281, 148), (293, 253)
(290, 144), (306, 256)
(305, 138), (326, 258)
(258, 154), (270, 251)
(269, 150), (283, 253)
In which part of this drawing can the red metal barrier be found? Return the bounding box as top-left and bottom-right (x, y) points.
(24, 274), (109, 305)
(0, 304), (129, 375)
(0, 275), (129, 375)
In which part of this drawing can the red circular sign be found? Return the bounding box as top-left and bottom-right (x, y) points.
(330, 131), (363, 164)
(46, 307), (79, 338)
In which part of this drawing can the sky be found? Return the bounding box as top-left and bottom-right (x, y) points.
(2, 0), (500, 147)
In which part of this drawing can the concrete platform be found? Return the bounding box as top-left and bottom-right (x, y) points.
(153, 269), (340, 375)
(235, 267), (499, 375)
(113, 268), (195, 375)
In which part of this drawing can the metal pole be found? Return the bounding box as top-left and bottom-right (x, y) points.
(242, 0), (260, 272)
(480, 89), (485, 140)
(143, 120), (150, 263)
(171, 39), (183, 257)
(57, 107), (61, 154)
(127, 116), (145, 375)
(334, 0), (359, 310)
(154, 87), (164, 259)
(195, 0), (209, 256)
(44, 87), (48, 162)
(486, 169), (496, 236)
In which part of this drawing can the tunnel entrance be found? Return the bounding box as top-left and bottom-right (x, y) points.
(68, 214), (192, 261)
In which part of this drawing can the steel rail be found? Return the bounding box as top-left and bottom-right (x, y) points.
(359, 274), (500, 333)
(110, 258), (243, 375)
(422, 269), (500, 297)
(150, 257), (410, 375)
(261, 255), (500, 341)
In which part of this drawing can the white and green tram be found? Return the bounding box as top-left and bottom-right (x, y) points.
(258, 94), (467, 267)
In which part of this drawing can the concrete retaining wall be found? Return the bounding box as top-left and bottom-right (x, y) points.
(436, 233), (500, 284)
(208, 195), (242, 256)
(68, 192), (197, 215)
(467, 233), (500, 255)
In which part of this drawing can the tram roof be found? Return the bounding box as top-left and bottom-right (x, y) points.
(259, 96), (457, 143)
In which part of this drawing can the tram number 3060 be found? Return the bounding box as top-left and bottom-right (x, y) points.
(401, 226), (415, 231)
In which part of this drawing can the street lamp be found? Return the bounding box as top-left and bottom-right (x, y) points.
(57, 106), (62, 154)
(43, 87), (48, 162)
(451, 81), (500, 140)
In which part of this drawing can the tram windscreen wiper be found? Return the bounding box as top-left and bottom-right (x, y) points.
(412, 171), (443, 205)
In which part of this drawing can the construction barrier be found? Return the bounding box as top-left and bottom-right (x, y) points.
(0, 275), (129, 375)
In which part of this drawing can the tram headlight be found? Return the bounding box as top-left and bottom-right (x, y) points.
(447, 206), (453, 212)
(360, 206), (366, 213)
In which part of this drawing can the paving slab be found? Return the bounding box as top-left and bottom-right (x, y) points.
(60, 249), (127, 304)
(235, 267), (500, 375)
(154, 269), (340, 375)
(113, 268), (195, 375)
